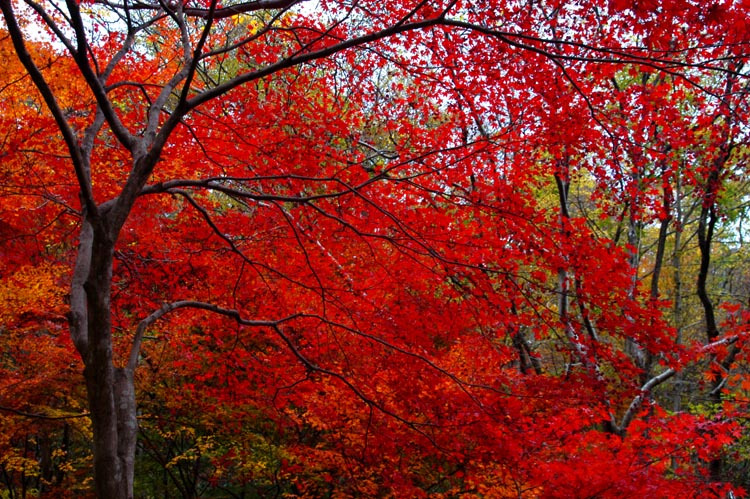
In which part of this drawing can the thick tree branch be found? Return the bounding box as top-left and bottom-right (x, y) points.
(616, 367), (676, 435)
(69, 219), (93, 356)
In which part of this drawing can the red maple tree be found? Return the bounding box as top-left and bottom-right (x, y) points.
(1, 0), (749, 497)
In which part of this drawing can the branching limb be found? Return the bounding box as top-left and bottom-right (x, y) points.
(615, 335), (741, 435)
(128, 300), (303, 370)
(63, 0), (137, 151)
(615, 368), (676, 435)
(128, 301), (450, 450)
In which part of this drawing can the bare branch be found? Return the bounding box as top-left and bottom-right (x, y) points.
(0, 404), (89, 420)
(616, 335), (741, 434)
(616, 367), (676, 435)
(128, 300), (303, 370)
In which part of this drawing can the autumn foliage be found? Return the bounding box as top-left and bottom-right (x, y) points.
(0, 0), (749, 497)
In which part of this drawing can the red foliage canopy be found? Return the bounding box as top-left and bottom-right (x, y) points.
(0, 0), (749, 496)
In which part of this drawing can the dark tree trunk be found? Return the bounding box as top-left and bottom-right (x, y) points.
(74, 221), (137, 499)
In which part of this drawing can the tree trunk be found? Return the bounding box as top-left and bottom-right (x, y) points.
(74, 220), (137, 498)
(115, 367), (137, 496)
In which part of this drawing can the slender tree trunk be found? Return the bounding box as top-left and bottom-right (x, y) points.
(553, 162), (594, 370)
(637, 181), (672, 385)
(697, 196), (720, 343)
(696, 136), (734, 482)
(623, 175), (648, 372)
(671, 172), (684, 413)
